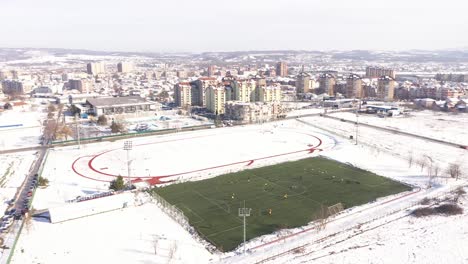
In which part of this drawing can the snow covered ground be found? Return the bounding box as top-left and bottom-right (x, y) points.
(71, 112), (213, 140)
(8, 117), (468, 264)
(11, 194), (214, 264)
(329, 110), (468, 146)
(268, 187), (468, 264)
(0, 104), (46, 150)
(298, 115), (467, 172)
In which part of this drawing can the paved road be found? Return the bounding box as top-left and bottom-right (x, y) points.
(12, 147), (47, 216)
(0, 148), (47, 264)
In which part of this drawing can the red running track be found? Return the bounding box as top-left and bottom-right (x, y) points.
(72, 132), (324, 185)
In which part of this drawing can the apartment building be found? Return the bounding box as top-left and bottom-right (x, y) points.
(296, 72), (311, 94)
(117, 62), (134, 73)
(319, 73), (336, 96)
(346, 74), (363, 98)
(276, 62), (288, 77)
(174, 82), (192, 107)
(205, 85), (226, 115)
(377, 75), (396, 101)
(86, 62), (106, 75)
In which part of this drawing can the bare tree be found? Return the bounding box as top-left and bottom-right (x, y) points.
(408, 151), (414, 167)
(24, 212), (33, 233)
(56, 124), (73, 140)
(167, 241), (178, 263)
(446, 163), (461, 180)
(152, 235), (159, 255)
(44, 119), (57, 141)
(433, 163), (440, 178)
(427, 168), (435, 188)
(417, 157), (427, 172)
(313, 204), (329, 231)
(47, 104), (56, 113)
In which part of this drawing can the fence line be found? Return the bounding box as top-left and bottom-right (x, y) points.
(251, 186), (462, 264)
(148, 190), (219, 254)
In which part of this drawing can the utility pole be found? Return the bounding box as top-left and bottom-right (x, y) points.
(124, 141), (133, 179)
(238, 200), (251, 255)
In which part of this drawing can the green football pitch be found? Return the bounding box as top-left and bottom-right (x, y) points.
(150, 157), (411, 251)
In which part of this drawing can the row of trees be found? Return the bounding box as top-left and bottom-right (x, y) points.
(407, 151), (463, 187)
(44, 105), (127, 142)
(96, 114), (126, 133)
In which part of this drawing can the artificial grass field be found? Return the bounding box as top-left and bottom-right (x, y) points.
(150, 157), (411, 251)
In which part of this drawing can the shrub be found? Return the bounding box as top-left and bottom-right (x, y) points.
(412, 207), (435, 217)
(455, 187), (466, 196)
(420, 197), (431, 205)
(109, 176), (125, 191)
(412, 203), (463, 217)
(97, 115), (108, 125)
(434, 204), (463, 215)
(110, 122), (126, 133)
(47, 104), (56, 113)
(38, 176), (49, 187)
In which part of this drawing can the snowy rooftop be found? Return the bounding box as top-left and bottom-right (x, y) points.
(86, 96), (150, 107)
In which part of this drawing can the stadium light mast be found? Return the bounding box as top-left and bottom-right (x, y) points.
(355, 100), (359, 145)
(238, 200), (251, 255)
(75, 113), (81, 149)
(124, 141), (133, 178)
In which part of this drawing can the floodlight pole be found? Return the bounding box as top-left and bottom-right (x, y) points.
(238, 200), (251, 255)
(355, 110), (359, 145)
(124, 141), (133, 178)
(355, 101), (359, 145)
(243, 201), (246, 252)
(75, 113), (81, 149)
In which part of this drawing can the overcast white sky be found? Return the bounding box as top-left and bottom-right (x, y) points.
(0, 0), (467, 52)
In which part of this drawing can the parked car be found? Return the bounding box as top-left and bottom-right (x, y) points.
(2, 214), (13, 221)
(0, 224), (9, 233)
(14, 212), (22, 220)
(5, 208), (16, 215)
(3, 218), (13, 226)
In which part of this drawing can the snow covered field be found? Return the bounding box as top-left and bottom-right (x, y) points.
(73, 112), (213, 140)
(329, 110), (468, 146)
(0, 105), (45, 150)
(8, 118), (468, 264)
(298, 115), (467, 172)
(11, 196), (213, 264)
